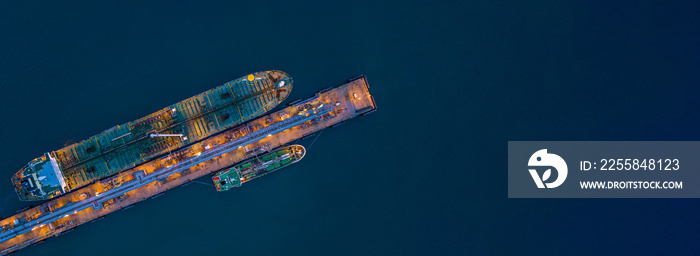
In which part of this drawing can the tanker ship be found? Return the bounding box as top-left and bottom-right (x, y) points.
(12, 70), (292, 201)
(212, 144), (305, 191)
(0, 75), (376, 255)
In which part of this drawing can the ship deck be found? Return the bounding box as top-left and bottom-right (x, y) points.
(13, 71), (292, 201)
(0, 76), (375, 255)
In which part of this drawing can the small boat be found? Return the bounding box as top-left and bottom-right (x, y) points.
(212, 145), (305, 192)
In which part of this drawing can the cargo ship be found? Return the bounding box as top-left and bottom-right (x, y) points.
(212, 145), (305, 191)
(12, 71), (292, 201)
(0, 75), (376, 255)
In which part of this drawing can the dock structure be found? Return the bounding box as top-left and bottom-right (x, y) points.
(0, 76), (375, 255)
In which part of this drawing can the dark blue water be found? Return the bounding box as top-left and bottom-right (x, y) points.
(1, 1), (699, 255)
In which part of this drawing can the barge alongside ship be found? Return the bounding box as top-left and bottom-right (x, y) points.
(212, 145), (306, 191)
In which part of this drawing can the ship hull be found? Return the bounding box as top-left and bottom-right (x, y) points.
(212, 145), (305, 192)
(13, 71), (293, 201)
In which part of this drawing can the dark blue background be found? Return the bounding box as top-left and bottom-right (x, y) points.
(0, 1), (698, 255)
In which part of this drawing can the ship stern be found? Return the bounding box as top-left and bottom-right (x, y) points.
(11, 153), (66, 201)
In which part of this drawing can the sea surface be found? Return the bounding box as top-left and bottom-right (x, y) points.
(0, 1), (699, 255)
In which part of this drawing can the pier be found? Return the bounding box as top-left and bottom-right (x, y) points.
(0, 76), (375, 255)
